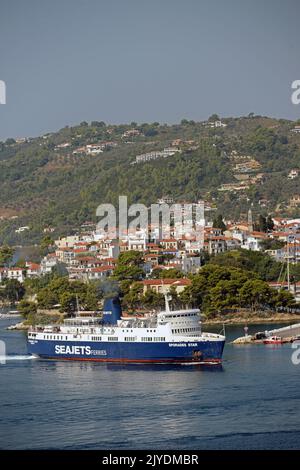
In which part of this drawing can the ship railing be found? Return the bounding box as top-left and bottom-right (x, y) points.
(202, 332), (223, 339)
(29, 325), (61, 333)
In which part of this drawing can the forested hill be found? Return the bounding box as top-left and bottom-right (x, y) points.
(0, 115), (300, 244)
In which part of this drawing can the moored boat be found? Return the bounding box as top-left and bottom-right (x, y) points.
(263, 335), (284, 345)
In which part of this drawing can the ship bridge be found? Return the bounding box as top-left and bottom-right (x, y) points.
(157, 308), (202, 336)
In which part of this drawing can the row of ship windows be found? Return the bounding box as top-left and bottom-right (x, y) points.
(43, 335), (68, 340)
(92, 336), (166, 342)
(122, 329), (156, 333)
(37, 335), (168, 342)
(91, 337), (166, 342)
(172, 328), (200, 334)
(141, 337), (166, 342)
(167, 313), (197, 318)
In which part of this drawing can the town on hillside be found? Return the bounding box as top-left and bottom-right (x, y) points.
(1, 204), (300, 321)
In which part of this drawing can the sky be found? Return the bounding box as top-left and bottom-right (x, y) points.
(0, 0), (300, 140)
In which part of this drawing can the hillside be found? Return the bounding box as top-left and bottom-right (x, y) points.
(0, 115), (300, 244)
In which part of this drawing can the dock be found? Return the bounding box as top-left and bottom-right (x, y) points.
(232, 322), (300, 344)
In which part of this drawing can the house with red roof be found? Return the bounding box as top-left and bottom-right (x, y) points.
(26, 262), (41, 278)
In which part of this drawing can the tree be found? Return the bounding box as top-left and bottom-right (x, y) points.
(5, 138), (16, 145)
(208, 114), (220, 122)
(158, 268), (184, 279)
(59, 292), (77, 315)
(15, 257), (26, 268)
(40, 235), (54, 255)
(18, 300), (37, 317)
(91, 121), (106, 128)
(266, 215), (274, 231)
(0, 246), (14, 267)
(4, 279), (25, 303)
(51, 262), (68, 277)
(123, 282), (143, 310)
(141, 290), (164, 310)
(272, 289), (296, 308)
(213, 214), (226, 233)
(208, 279), (242, 313)
(113, 251), (145, 281)
(239, 279), (273, 310)
(260, 239), (284, 251)
(37, 287), (59, 309)
(256, 215), (267, 232)
(84, 283), (99, 310)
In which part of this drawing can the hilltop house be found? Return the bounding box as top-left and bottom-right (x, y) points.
(288, 169), (299, 179)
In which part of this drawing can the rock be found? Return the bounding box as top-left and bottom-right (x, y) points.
(7, 322), (29, 331)
(232, 335), (253, 344)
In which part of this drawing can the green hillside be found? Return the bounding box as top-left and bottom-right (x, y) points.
(0, 115), (300, 244)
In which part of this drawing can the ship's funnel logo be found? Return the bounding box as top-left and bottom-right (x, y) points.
(0, 80), (6, 104)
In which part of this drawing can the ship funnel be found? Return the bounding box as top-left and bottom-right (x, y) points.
(102, 297), (122, 325)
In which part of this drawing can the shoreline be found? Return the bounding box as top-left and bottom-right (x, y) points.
(4, 314), (300, 331)
(202, 314), (300, 326)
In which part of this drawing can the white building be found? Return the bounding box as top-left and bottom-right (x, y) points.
(241, 236), (262, 251)
(288, 169), (299, 179)
(7, 267), (25, 283)
(41, 255), (58, 274)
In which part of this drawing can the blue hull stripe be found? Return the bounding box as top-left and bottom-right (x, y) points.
(28, 339), (225, 364)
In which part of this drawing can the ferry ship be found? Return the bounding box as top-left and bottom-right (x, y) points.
(27, 297), (225, 364)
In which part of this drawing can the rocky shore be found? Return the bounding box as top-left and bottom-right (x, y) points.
(6, 312), (300, 331)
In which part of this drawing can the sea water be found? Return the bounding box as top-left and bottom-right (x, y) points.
(0, 317), (300, 450)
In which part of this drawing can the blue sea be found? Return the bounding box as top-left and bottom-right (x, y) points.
(0, 316), (300, 450)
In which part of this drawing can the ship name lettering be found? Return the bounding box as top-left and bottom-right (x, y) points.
(55, 345), (91, 355)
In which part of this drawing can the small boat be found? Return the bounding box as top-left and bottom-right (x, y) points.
(0, 310), (21, 319)
(263, 335), (283, 345)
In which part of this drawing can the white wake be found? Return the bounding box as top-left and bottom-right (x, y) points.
(0, 355), (37, 361)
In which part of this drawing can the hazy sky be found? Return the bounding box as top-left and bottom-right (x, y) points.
(0, 0), (299, 140)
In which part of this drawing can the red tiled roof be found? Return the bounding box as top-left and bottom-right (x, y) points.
(26, 263), (41, 270)
(90, 266), (114, 272)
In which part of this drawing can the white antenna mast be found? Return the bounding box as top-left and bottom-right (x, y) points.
(76, 295), (80, 317)
(164, 294), (172, 312)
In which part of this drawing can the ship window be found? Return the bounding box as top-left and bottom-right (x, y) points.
(125, 337), (136, 341)
(108, 337), (118, 341)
